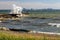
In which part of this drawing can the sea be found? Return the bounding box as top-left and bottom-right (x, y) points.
(0, 10), (60, 33)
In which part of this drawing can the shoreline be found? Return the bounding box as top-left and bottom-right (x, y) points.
(1, 27), (60, 36)
(0, 29), (60, 40)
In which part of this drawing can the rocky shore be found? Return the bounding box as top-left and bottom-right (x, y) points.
(0, 27), (31, 33)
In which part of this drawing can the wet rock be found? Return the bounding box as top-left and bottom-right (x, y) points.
(40, 17), (47, 19)
(9, 28), (31, 32)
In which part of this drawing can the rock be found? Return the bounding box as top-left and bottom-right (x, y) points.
(28, 30), (37, 33)
(9, 28), (30, 32)
(0, 27), (9, 31)
(40, 17), (46, 19)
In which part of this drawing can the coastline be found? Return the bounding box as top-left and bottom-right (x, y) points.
(1, 27), (60, 35)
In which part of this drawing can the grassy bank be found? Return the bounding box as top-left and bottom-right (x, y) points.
(0, 31), (60, 40)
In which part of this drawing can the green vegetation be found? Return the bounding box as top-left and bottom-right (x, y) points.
(29, 13), (60, 18)
(0, 31), (60, 40)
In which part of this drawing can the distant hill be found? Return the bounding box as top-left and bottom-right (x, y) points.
(0, 10), (11, 14)
(24, 9), (60, 14)
(0, 9), (60, 14)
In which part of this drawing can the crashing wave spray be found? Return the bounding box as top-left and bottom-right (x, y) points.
(10, 4), (23, 17)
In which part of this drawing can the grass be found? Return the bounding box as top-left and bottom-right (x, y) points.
(0, 31), (60, 40)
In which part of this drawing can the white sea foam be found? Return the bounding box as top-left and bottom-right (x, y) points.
(48, 23), (60, 27)
(10, 4), (23, 17)
(29, 30), (60, 35)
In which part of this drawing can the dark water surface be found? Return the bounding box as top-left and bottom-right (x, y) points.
(0, 17), (60, 33)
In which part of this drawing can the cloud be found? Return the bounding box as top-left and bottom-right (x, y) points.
(0, 1), (60, 9)
(0, 0), (19, 1)
(0, 1), (17, 9)
(20, 2), (60, 9)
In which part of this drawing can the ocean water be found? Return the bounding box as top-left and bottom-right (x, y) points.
(0, 10), (11, 14)
(0, 10), (60, 33)
(0, 17), (60, 33)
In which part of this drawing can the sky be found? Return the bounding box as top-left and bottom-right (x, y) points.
(0, 0), (60, 9)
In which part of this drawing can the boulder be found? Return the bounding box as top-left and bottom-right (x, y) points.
(0, 27), (9, 31)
